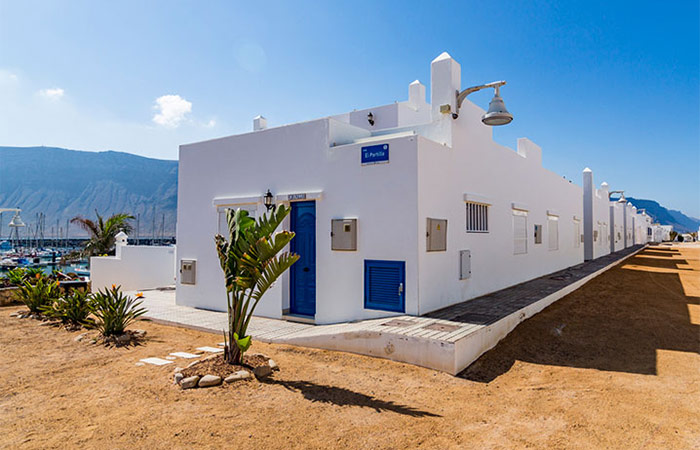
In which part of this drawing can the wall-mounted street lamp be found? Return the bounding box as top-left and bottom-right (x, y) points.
(264, 189), (275, 211)
(609, 190), (626, 202)
(367, 112), (375, 126)
(452, 80), (513, 126)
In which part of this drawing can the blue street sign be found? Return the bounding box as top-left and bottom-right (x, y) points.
(361, 144), (389, 165)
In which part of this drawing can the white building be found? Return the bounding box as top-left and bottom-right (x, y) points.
(175, 52), (591, 324)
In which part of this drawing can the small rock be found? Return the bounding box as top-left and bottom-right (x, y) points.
(268, 359), (279, 371)
(9, 312), (19, 317)
(89, 339), (97, 345)
(173, 367), (184, 374)
(116, 334), (131, 344)
(135, 362), (145, 366)
(74, 333), (87, 342)
(186, 360), (200, 368)
(224, 370), (251, 383)
(132, 329), (147, 338)
(174, 373), (184, 384)
(180, 376), (200, 389)
(198, 375), (222, 388)
(253, 365), (272, 379)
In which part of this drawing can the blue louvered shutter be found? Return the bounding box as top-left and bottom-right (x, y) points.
(364, 260), (405, 313)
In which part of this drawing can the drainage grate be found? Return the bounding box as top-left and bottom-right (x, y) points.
(421, 323), (461, 333)
(381, 319), (415, 327)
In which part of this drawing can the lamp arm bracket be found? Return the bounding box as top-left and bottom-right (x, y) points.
(456, 80), (507, 109)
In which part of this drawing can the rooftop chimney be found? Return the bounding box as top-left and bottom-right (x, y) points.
(253, 115), (267, 131)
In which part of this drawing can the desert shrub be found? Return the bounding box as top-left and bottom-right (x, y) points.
(41, 289), (94, 328)
(90, 285), (146, 336)
(14, 277), (61, 313)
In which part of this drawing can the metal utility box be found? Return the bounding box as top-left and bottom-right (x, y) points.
(331, 219), (357, 251)
(426, 218), (447, 252)
(180, 259), (196, 285)
(459, 250), (471, 280)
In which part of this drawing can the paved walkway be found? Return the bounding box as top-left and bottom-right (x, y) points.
(130, 244), (645, 374)
(427, 245), (645, 324)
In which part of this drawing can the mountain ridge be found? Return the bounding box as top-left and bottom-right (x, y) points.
(0, 146), (177, 238)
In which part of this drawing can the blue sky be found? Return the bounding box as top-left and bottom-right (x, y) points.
(1, 1), (698, 216)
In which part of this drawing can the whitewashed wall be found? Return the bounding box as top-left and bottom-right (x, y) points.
(414, 103), (583, 314)
(177, 119), (421, 323)
(91, 245), (176, 292)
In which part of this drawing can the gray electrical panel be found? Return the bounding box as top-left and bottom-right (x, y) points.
(331, 218), (357, 251)
(180, 259), (196, 285)
(426, 218), (447, 252)
(460, 250), (471, 280)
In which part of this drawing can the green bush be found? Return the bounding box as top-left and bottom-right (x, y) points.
(90, 285), (146, 336)
(6, 268), (27, 286)
(15, 277), (61, 313)
(41, 289), (94, 328)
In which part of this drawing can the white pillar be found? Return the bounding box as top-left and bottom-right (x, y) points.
(430, 52), (461, 120)
(583, 168), (594, 261)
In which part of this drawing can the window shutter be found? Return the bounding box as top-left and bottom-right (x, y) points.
(513, 212), (528, 255)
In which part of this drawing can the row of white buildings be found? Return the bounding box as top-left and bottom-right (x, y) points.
(165, 52), (664, 325)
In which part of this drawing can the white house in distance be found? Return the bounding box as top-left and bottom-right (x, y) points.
(174, 52), (644, 325)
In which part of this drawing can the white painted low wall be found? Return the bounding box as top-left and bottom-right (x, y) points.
(91, 245), (176, 293)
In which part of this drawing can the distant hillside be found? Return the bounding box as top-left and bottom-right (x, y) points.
(627, 197), (700, 233)
(0, 146), (177, 239)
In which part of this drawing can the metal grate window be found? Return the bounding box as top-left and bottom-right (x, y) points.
(466, 202), (489, 232)
(573, 220), (581, 248)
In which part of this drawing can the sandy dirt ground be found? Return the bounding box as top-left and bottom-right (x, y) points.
(1, 244), (698, 449)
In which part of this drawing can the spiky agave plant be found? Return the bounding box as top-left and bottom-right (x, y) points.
(90, 285), (146, 336)
(215, 205), (299, 365)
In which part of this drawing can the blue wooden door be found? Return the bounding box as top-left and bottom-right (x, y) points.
(290, 201), (316, 316)
(364, 260), (405, 313)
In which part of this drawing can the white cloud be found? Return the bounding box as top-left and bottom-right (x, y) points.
(0, 70), (18, 83)
(205, 118), (216, 128)
(152, 94), (192, 128)
(38, 87), (65, 100)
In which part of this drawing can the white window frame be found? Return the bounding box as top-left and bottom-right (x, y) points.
(465, 202), (489, 233)
(513, 209), (528, 255)
(573, 219), (581, 248)
(217, 204), (258, 236)
(547, 214), (559, 251)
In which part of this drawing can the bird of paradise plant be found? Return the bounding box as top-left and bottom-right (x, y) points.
(215, 205), (299, 365)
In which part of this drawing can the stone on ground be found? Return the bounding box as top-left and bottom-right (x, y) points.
(196, 346), (223, 353)
(170, 352), (201, 359)
(253, 365), (272, 379)
(198, 375), (222, 388)
(268, 359), (279, 371)
(224, 370), (251, 383)
(180, 376), (200, 389)
(140, 357), (174, 366)
(174, 373), (184, 384)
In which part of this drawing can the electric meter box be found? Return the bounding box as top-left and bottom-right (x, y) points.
(180, 259), (197, 285)
(460, 250), (472, 279)
(331, 219), (357, 251)
(426, 218), (447, 252)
